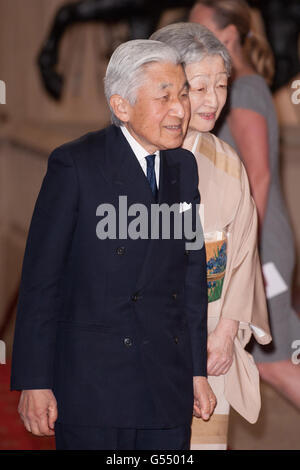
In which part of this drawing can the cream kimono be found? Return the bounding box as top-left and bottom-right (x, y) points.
(185, 132), (272, 450)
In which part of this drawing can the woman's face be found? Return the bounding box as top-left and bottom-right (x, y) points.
(185, 55), (228, 133)
(189, 4), (224, 42)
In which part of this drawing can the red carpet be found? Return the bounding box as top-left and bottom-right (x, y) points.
(0, 361), (55, 450)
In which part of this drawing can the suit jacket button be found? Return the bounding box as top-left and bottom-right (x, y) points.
(116, 246), (125, 255)
(131, 293), (143, 301)
(172, 293), (177, 300)
(185, 250), (189, 256)
(124, 337), (132, 347)
(174, 336), (179, 344)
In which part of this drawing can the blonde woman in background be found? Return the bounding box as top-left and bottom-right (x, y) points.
(190, 0), (300, 410)
(151, 22), (271, 450)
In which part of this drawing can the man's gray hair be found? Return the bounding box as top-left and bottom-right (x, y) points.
(150, 22), (231, 76)
(104, 39), (182, 127)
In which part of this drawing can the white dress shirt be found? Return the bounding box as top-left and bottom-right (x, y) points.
(121, 126), (160, 187)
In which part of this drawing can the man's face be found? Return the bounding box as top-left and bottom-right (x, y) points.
(124, 62), (190, 153)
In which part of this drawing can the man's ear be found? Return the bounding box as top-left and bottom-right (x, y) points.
(109, 94), (130, 123)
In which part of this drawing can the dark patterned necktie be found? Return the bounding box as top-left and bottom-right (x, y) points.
(145, 154), (158, 201)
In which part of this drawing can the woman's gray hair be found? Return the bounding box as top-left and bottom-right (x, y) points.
(104, 39), (182, 127)
(150, 22), (231, 76)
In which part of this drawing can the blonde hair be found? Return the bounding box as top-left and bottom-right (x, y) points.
(194, 0), (275, 85)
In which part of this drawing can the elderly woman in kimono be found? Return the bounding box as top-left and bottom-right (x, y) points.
(151, 23), (272, 450)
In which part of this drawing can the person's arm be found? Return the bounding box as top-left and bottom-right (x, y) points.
(11, 146), (79, 434)
(227, 108), (271, 233)
(206, 141), (271, 375)
(184, 154), (207, 378)
(212, 158), (270, 356)
(207, 317), (239, 376)
(193, 377), (216, 421)
(183, 152), (216, 419)
(18, 389), (57, 436)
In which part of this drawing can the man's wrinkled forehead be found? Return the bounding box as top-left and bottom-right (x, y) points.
(139, 62), (189, 90)
(159, 80), (190, 90)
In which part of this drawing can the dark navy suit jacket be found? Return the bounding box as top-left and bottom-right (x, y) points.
(11, 125), (207, 428)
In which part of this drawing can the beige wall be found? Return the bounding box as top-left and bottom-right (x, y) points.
(0, 0), (185, 128)
(0, 121), (101, 352)
(0, 136), (48, 355)
(0, 0), (113, 127)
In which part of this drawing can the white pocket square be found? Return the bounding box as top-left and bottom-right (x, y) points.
(179, 202), (192, 213)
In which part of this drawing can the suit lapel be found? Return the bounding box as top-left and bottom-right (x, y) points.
(158, 151), (179, 204)
(99, 125), (155, 207)
(95, 125), (181, 292)
(135, 151), (180, 292)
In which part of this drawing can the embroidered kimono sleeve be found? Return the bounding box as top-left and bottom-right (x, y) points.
(220, 164), (271, 344)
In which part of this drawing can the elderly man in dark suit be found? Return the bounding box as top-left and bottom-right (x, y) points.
(11, 39), (216, 450)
